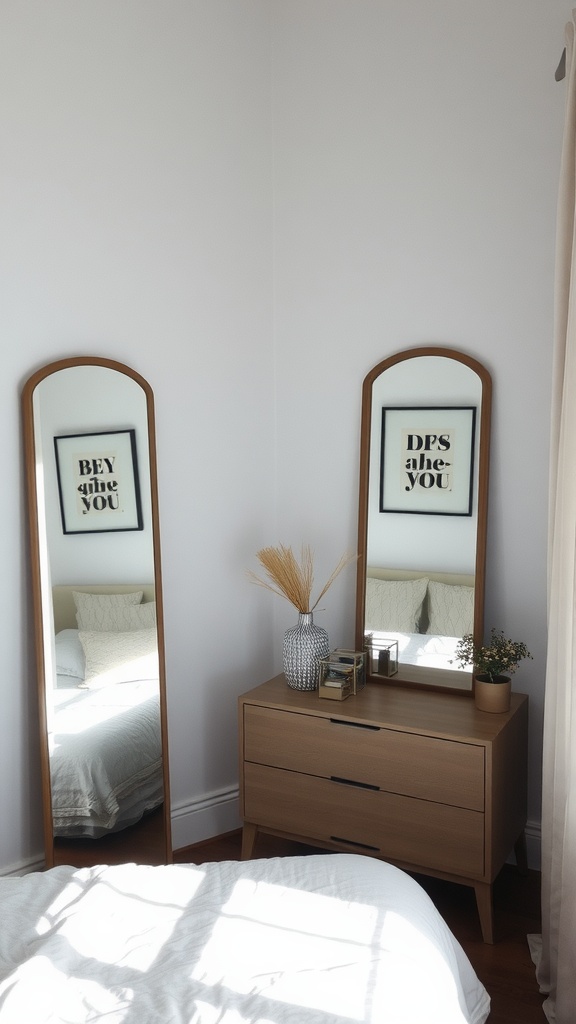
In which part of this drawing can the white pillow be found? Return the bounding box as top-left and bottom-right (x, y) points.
(426, 580), (474, 637)
(73, 591), (144, 631)
(365, 577), (428, 633)
(56, 674), (85, 689)
(119, 602), (156, 630)
(79, 628), (159, 687)
(54, 629), (85, 679)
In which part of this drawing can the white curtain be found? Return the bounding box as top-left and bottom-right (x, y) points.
(534, 12), (576, 1023)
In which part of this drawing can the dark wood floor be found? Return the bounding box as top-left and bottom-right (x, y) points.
(174, 831), (545, 1024)
(52, 806), (168, 867)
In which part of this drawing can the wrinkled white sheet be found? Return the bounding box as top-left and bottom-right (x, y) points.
(0, 854), (490, 1024)
(368, 629), (460, 669)
(367, 630), (471, 687)
(50, 679), (162, 836)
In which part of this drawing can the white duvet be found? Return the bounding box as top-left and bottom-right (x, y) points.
(50, 679), (163, 836)
(0, 854), (490, 1024)
(367, 630), (471, 688)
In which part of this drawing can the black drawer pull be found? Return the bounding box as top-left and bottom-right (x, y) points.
(329, 718), (380, 731)
(330, 775), (379, 791)
(330, 835), (380, 852)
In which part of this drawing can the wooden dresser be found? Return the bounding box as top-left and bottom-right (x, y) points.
(238, 674), (528, 943)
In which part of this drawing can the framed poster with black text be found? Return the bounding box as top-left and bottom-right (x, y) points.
(54, 428), (143, 534)
(380, 406), (476, 516)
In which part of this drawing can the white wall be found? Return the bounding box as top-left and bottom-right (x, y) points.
(1, 0), (274, 872)
(271, 0), (570, 865)
(0, 0), (568, 872)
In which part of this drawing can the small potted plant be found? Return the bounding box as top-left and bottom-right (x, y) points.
(452, 628), (532, 713)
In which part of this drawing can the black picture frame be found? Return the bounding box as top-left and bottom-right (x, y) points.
(379, 405), (476, 516)
(54, 428), (143, 534)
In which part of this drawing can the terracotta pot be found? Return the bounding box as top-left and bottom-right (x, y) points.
(474, 675), (511, 713)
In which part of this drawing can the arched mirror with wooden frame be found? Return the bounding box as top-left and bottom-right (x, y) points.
(355, 347), (492, 693)
(22, 357), (172, 867)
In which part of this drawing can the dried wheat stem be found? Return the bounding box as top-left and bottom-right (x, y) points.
(247, 544), (356, 613)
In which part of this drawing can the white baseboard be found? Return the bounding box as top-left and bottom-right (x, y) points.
(506, 818), (541, 871)
(0, 853), (45, 878)
(0, 790), (242, 876)
(0, 789), (241, 876)
(525, 819), (542, 871)
(170, 785), (242, 853)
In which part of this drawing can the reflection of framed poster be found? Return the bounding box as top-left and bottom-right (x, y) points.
(54, 429), (143, 534)
(380, 406), (476, 516)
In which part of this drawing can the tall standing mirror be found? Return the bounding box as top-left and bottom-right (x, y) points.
(23, 357), (172, 867)
(355, 347), (492, 693)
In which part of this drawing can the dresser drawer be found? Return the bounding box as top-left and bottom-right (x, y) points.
(243, 762), (485, 877)
(243, 704), (485, 811)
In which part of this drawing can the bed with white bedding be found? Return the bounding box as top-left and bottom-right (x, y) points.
(0, 854), (490, 1024)
(364, 569), (474, 686)
(50, 673), (163, 837)
(49, 585), (163, 838)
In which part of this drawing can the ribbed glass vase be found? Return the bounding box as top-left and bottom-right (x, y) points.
(283, 611), (329, 690)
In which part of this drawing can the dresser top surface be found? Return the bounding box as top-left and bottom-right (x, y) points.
(240, 674), (528, 743)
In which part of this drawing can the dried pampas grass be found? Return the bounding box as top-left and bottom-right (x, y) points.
(248, 544), (356, 613)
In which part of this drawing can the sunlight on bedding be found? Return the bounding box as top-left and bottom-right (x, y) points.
(370, 629), (461, 670)
(47, 678), (163, 836)
(49, 679), (158, 744)
(366, 628), (473, 687)
(409, 633), (462, 666)
(0, 857), (490, 1024)
(192, 879), (376, 1019)
(8, 957), (134, 1020)
(192, 879), (463, 1022)
(36, 863), (207, 971)
(87, 651), (158, 688)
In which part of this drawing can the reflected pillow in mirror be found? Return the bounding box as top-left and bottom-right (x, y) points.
(119, 601), (156, 630)
(79, 628), (159, 686)
(54, 628), (85, 679)
(426, 580), (474, 637)
(365, 577), (429, 633)
(73, 590), (144, 631)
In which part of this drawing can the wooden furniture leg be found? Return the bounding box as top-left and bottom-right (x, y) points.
(474, 881), (494, 943)
(241, 822), (258, 860)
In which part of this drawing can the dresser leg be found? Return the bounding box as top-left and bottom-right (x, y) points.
(474, 882), (494, 944)
(241, 822), (258, 860)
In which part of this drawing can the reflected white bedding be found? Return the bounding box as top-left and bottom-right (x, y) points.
(0, 854), (490, 1024)
(370, 629), (461, 669)
(366, 630), (470, 688)
(50, 679), (163, 838)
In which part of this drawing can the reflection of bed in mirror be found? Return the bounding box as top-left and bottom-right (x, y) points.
(364, 568), (474, 688)
(49, 584), (162, 839)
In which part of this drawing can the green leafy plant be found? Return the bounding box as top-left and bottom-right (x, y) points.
(452, 628), (532, 682)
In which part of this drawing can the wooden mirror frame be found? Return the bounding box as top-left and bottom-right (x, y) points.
(22, 356), (172, 866)
(355, 346), (492, 693)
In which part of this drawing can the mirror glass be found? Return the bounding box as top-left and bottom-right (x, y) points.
(23, 358), (172, 866)
(355, 347), (491, 692)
